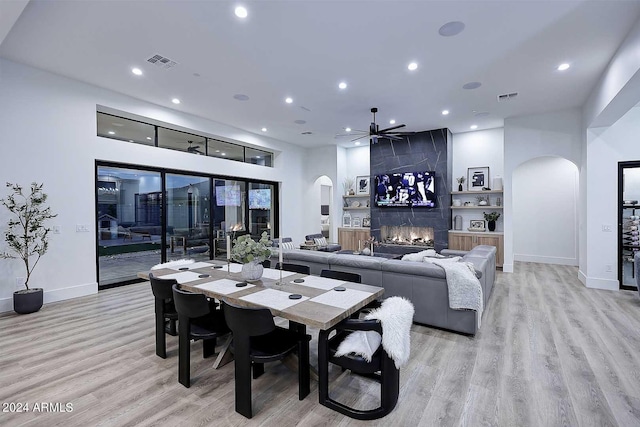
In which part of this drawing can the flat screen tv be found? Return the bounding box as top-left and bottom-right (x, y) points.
(249, 189), (271, 209)
(374, 171), (436, 208)
(215, 185), (241, 206)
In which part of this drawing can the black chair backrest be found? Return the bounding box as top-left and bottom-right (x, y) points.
(172, 284), (211, 318)
(275, 262), (310, 275)
(320, 269), (361, 283)
(261, 259), (271, 269)
(222, 301), (275, 337)
(149, 273), (177, 300)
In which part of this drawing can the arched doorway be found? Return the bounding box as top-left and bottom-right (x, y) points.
(314, 175), (334, 241)
(512, 156), (579, 265)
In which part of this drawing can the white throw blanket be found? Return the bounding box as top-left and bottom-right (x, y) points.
(431, 259), (483, 328)
(365, 296), (415, 368)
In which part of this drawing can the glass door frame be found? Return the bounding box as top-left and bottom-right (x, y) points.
(618, 160), (640, 290)
(95, 160), (279, 288)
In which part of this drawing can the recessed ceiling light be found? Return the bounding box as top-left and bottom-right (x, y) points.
(408, 62), (418, 71)
(256, 156), (261, 159)
(355, 141), (361, 146)
(215, 150), (220, 153)
(172, 98), (181, 104)
(234, 6), (248, 18)
(221, 152), (227, 156)
(285, 97), (293, 104)
(108, 131), (115, 135)
(338, 82), (347, 90)
(233, 94), (249, 101)
(438, 21), (465, 37)
(345, 127), (352, 132)
(442, 110), (450, 115)
(261, 127), (267, 132)
(463, 82), (482, 90)
(128, 140), (134, 143)
(470, 125), (478, 130)
(131, 68), (143, 76)
(146, 137), (152, 140)
(294, 119), (306, 124)
(389, 119), (396, 125)
(557, 63), (570, 71)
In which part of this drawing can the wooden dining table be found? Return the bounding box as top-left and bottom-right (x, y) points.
(138, 261), (384, 400)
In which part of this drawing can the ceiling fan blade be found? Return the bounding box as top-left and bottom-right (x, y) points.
(379, 124), (406, 133)
(381, 134), (403, 141)
(351, 135), (370, 142)
(335, 131), (368, 138)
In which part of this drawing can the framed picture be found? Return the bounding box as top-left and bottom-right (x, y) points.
(467, 167), (490, 191)
(362, 217), (371, 227)
(342, 213), (351, 227)
(353, 217), (362, 227)
(469, 219), (486, 230)
(356, 175), (370, 195)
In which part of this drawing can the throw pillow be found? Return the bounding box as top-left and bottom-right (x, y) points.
(314, 237), (328, 247)
(334, 330), (382, 362)
(280, 241), (295, 250)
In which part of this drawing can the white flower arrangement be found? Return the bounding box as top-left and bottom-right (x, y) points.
(231, 231), (272, 264)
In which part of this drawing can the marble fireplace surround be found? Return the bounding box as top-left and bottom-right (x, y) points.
(369, 128), (452, 252)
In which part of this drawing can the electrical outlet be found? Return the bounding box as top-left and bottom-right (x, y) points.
(52, 225), (61, 234)
(602, 224), (612, 232)
(76, 224), (89, 232)
(605, 264), (613, 272)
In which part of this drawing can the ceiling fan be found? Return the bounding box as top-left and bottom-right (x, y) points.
(336, 107), (413, 144)
(184, 140), (204, 155)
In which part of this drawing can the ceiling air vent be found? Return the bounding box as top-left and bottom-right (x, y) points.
(497, 92), (518, 102)
(301, 131), (313, 135)
(146, 54), (178, 69)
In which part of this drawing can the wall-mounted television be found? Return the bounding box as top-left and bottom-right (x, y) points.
(215, 185), (241, 206)
(249, 189), (271, 210)
(374, 171), (436, 208)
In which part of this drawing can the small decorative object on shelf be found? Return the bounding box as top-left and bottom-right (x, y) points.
(362, 216), (371, 227)
(343, 178), (354, 196)
(342, 211), (351, 227)
(353, 217), (362, 227)
(453, 199), (462, 207)
(483, 211), (501, 232)
(456, 176), (466, 192)
(469, 219), (486, 232)
(477, 196), (488, 206)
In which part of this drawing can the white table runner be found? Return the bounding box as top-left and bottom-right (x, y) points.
(159, 271), (203, 284)
(240, 288), (309, 310)
(169, 261), (218, 271)
(261, 268), (296, 280)
(310, 288), (372, 309)
(293, 275), (346, 290)
(194, 278), (255, 295)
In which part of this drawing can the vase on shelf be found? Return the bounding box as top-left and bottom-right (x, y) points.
(241, 260), (264, 281)
(458, 183), (463, 192)
(488, 220), (496, 232)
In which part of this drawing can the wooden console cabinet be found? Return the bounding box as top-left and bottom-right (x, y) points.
(448, 231), (504, 267)
(338, 227), (371, 251)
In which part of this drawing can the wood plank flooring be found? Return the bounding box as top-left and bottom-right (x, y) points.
(2, 262), (640, 426)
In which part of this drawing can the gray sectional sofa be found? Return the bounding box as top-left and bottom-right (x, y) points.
(271, 245), (496, 335)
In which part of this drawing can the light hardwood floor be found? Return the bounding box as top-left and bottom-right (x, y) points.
(2, 262), (640, 426)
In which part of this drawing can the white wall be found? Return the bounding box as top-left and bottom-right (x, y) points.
(303, 145), (339, 240)
(503, 108), (582, 273)
(512, 157), (579, 265)
(345, 146), (370, 185)
(0, 58), (308, 312)
(583, 106), (640, 289)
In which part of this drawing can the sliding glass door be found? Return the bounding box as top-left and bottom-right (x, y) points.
(97, 165), (162, 286)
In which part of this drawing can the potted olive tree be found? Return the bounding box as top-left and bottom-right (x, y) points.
(1, 182), (57, 314)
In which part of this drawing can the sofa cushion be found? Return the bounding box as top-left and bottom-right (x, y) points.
(284, 249), (333, 264)
(380, 259), (447, 279)
(328, 254), (386, 270)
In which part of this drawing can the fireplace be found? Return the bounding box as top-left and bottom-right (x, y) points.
(379, 225), (434, 248)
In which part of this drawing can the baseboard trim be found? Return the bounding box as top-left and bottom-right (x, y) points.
(0, 282), (98, 314)
(578, 269), (587, 286)
(502, 263), (514, 273)
(584, 276), (619, 291)
(514, 254), (578, 266)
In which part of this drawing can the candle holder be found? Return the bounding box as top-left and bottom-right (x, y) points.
(227, 258), (231, 275)
(276, 264), (283, 285)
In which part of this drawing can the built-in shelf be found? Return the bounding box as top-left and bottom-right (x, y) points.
(343, 194), (370, 198)
(343, 207), (370, 210)
(451, 190), (503, 195)
(448, 230), (504, 235)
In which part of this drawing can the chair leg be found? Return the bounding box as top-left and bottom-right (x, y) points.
(167, 319), (177, 336)
(154, 300), (166, 359)
(381, 353), (400, 413)
(203, 338), (217, 358)
(252, 363), (264, 379)
(234, 336), (253, 418)
(178, 315), (191, 388)
(318, 329), (330, 405)
(298, 338), (310, 400)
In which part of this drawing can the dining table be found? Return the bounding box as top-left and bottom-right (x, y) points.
(138, 260), (385, 400)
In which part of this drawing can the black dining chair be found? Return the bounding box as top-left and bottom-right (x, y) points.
(275, 262), (310, 275)
(320, 269), (362, 283)
(222, 300), (311, 419)
(148, 273), (179, 358)
(171, 284), (230, 388)
(318, 318), (400, 420)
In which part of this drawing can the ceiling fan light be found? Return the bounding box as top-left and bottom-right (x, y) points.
(355, 141), (361, 146)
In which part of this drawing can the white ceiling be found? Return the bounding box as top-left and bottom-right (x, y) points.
(2, 0), (639, 148)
